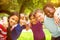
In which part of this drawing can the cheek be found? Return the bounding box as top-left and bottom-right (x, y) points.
(30, 20), (32, 23)
(9, 19), (13, 23)
(30, 20), (34, 23)
(9, 20), (13, 26)
(33, 19), (37, 23)
(38, 17), (44, 22)
(41, 16), (44, 19)
(50, 9), (55, 13)
(9, 21), (13, 26)
(20, 20), (25, 23)
(38, 16), (43, 20)
(9, 19), (15, 26)
(36, 14), (38, 18)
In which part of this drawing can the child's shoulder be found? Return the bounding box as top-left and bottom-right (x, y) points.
(0, 24), (3, 28)
(0, 24), (7, 32)
(37, 21), (42, 25)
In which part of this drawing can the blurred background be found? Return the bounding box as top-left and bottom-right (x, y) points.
(0, 0), (60, 16)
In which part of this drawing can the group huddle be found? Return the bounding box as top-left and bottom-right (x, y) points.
(0, 3), (60, 40)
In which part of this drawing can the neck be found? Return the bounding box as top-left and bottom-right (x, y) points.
(32, 21), (37, 25)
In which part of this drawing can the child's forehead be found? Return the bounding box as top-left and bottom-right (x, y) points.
(31, 15), (34, 18)
(36, 13), (43, 16)
(30, 15), (35, 19)
(36, 10), (43, 14)
(46, 7), (53, 11)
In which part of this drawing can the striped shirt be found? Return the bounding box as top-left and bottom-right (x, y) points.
(0, 24), (7, 40)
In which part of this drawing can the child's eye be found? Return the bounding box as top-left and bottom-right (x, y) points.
(12, 18), (14, 20)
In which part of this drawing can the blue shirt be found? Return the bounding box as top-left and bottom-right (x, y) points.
(44, 16), (60, 37)
(11, 24), (25, 40)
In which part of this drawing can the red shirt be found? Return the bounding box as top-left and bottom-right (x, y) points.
(0, 24), (7, 40)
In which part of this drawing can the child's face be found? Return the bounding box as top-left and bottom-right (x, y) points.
(45, 7), (55, 18)
(9, 15), (19, 27)
(20, 15), (26, 26)
(30, 15), (37, 24)
(20, 15), (25, 20)
(25, 24), (30, 31)
(35, 12), (44, 23)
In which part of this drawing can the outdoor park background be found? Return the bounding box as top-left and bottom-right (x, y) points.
(0, 0), (60, 40)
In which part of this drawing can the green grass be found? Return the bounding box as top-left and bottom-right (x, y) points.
(17, 29), (51, 40)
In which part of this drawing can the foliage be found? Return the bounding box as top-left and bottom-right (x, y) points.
(0, 0), (60, 14)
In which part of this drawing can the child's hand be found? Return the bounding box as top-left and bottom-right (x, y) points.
(54, 7), (60, 27)
(54, 16), (59, 24)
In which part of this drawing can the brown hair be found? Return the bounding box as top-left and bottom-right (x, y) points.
(8, 12), (19, 23)
(43, 3), (55, 13)
(29, 12), (35, 20)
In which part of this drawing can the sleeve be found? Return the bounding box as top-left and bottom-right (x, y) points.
(43, 18), (53, 33)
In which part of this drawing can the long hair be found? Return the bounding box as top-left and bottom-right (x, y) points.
(7, 12), (19, 40)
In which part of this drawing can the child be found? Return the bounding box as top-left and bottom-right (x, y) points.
(20, 13), (26, 26)
(18, 17), (33, 40)
(17, 14), (33, 40)
(34, 9), (44, 23)
(7, 12), (24, 40)
(34, 9), (45, 40)
(11, 13), (26, 40)
(43, 3), (60, 40)
(29, 13), (45, 40)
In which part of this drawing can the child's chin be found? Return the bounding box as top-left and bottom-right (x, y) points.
(41, 20), (44, 23)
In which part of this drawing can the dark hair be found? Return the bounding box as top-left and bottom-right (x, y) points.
(8, 12), (19, 18)
(7, 12), (19, 40)
(29, 12), (35, 19)
(8, 12), (19, 23)
(43, 3), (55, 12)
